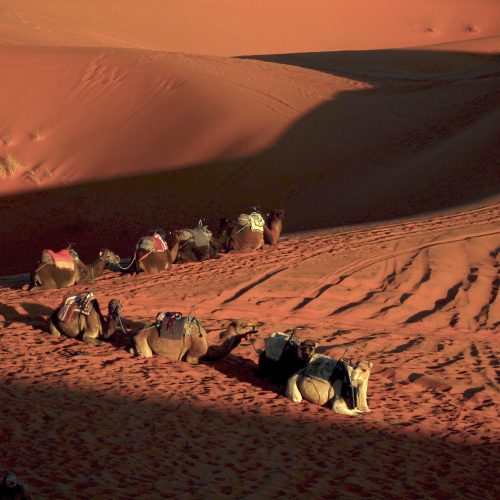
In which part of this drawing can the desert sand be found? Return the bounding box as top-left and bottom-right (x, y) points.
(0, 1), (499, 499)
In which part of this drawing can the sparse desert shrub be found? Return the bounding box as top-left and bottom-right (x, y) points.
(30, 129), (45, 141)
(0, 134), (12, 146)
(24, 168), (41, 186)
(0, 155), (21, 179)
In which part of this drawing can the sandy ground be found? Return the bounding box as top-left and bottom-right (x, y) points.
(1, 204), (498, 499)
(0, 1), (499, 498)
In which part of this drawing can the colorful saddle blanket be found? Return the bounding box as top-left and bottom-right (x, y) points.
(238, 212), (265, 233)
(138, 233), (168, 253)
(265, 332), (294, 362)
(57, 291), (95, 323)
(157, 312), (200, 341)
(41, 248), (76, 271)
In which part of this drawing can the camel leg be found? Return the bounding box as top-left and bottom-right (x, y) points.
(82, 334), (101, 345)
(285, 373), (303, 403)
(185, 353), (200, 364)
(332, 381), (362, 416)
(132, 333), (153, 358)
(49, 318), (61, 337)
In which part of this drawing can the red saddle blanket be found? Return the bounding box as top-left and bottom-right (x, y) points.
(138, 233), (168, 253)
(41, 249), (75, 270)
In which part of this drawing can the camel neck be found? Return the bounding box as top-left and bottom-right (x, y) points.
(169, 241), (180, 263)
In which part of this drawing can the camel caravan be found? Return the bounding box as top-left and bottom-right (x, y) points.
(23, 206), (374, 416)
(23, 208), (284, 290)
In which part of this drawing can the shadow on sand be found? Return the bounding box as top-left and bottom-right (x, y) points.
(0, 379), (497, 498)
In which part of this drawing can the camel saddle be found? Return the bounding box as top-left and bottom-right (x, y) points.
(41, 248), (77, 271)
(57, 291), (95, 323)
(265, 332), (298, 361)
(303, 354), (352, 390)
(238, 212), (265, 232)
(178, 222), (212, 248)
(157, 312), (200, 341)
(138, 233), (168, 253)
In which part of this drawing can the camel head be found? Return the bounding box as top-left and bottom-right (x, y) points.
(220, 320), (258, 339)
(350, 360), (373, 388)
(108, 299), (122, 318)
(299, 339), (317, 363)
(268, 208), (285, 221)
(99, 249), (121, 264)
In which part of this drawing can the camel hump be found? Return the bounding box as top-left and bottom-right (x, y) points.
(156, 312), (202, 341)
(138, 233), (168, 252)
(238, 212), (265, 232)
(41, 248), (76, 270)
(57, 291), (96, 323)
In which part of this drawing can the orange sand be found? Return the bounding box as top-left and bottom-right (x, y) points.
(0, 1), (499, 498)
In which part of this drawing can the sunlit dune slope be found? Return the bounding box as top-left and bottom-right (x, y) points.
(1, 0), (500, 55)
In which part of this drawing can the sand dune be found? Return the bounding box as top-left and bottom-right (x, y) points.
(1, 38), (499, 275)
(1, 1), (499, 498)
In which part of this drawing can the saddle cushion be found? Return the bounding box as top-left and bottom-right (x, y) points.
(157, 313), (200, 341)
(238, 212), (265, 232)
(302, 354), (339, 382)
(179, 227), (212, 248)
(41, 249), (75, 271)
(57, 291), (95, 323)
(264, 332), (292, 361)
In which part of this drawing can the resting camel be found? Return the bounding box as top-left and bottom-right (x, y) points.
(26, 248), (120, 291)
(131, 316), (256, 363)
(175, 223), (220, 263)
(218, 212), (265, 253)
(286, 357), (373, 416)
(263, 209), (285, 246)
(133, 230), (181, 274)
(257, 331), (317, 385)
(49, 293), (124, 345)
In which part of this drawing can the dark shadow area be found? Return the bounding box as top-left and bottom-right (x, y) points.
(0, 380), (497, 498)
(1, 48), (499, 275)
(0, 302), (52, 329)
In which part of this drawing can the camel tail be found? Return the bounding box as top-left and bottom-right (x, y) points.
(286, 372), (303, 403)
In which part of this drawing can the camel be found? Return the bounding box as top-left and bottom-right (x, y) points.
(131, 315), (256, 363)
(175, 222), (220, 263)
(286, 356), (373, 416)
(218, 211), (265, 253)
(49, 292), (124, 345)
(263, 209), (285, 246)
(133, 230), (181, 274)
(26, 248), (120, 291)
(257, 331), (317, 385)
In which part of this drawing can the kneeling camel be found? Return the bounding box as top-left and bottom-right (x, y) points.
(49, 292), (124, 345)
(286, 357), (373, 416)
